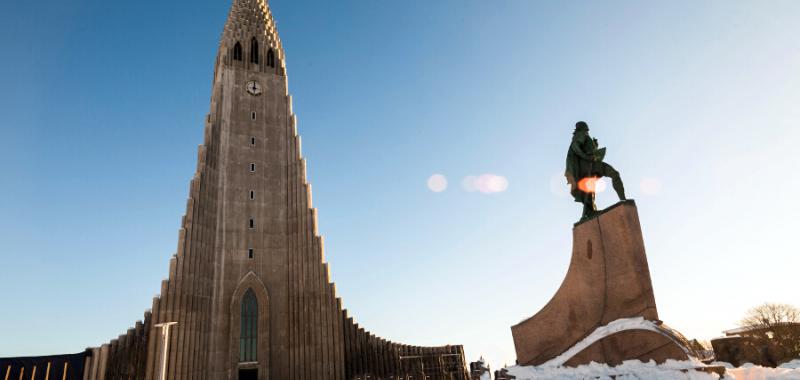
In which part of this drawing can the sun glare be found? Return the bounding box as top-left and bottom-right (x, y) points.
(577, 177), (607, 193)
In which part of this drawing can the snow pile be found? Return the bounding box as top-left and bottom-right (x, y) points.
(541, 317), (675, 367)
(779, 360), (800, 370)
(726, 362), (800, 380)
(503, 359), (800, 380)
(505, 359), (724, 379)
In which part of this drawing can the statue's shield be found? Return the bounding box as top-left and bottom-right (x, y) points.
(595, 147), (606, 162)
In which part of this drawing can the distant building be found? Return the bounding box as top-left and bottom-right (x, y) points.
(687, 339), (715, 363)
(469, 357), (491, 379)
(711, 322), (800, 367)
(0, 352), (91, 380)
(494, 368), (516, 380)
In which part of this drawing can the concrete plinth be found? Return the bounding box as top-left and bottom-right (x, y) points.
(511, 200), (691, 367)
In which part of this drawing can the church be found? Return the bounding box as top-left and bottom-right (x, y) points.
(0, 0), (467, 379)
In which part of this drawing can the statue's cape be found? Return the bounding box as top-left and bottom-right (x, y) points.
(565, 146), (582, 202)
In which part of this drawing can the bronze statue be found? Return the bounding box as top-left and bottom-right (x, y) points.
(565, 121), (626, 220)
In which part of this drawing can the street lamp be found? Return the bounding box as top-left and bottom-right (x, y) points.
(154, 322), (178, 380)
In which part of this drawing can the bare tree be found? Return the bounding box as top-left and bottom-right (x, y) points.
(742, 303), (800, 327)
(738, 303), (800, 365)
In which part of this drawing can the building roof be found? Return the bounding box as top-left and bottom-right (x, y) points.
(723, 321), (800, 336)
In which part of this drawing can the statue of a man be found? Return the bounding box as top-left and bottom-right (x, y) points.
(565, 121), (626, 220)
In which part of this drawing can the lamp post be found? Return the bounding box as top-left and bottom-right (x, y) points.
(154, 322), (178, 380)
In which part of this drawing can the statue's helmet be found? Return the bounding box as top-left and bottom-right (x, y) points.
(575, 121), (589, 131)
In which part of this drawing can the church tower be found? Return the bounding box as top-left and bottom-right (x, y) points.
(79, 1), (468, 379)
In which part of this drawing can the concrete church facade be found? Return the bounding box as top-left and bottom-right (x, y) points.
(73, 1), (467, 379)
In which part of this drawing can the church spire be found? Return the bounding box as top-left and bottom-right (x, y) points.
(76, 0), (470, 378)
(218, 0), (284, 74)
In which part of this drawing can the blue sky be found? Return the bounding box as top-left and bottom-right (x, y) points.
(1, 0), (799, 369)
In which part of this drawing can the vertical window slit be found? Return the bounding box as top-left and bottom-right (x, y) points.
(250, 38), (259, 64)
(233, 42), (242, 61)
(267, 49), (275, 68)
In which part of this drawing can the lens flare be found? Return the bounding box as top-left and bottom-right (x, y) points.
(595, 178), (607, 192)
(485, 175), (509, 193)
(577, 177), (607, 193)
(427, 174), (448, 193)
(476, 174), (494, 193)
(462, 174), (509, 194)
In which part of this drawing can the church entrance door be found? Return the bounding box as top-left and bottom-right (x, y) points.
(238, 368), (257, 380)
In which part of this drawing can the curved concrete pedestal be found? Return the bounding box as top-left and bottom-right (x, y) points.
(511, 200), (692, 367)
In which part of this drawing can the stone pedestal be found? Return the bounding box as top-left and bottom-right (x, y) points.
(511, 200), (691, 367)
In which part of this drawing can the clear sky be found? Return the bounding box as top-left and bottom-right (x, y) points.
(1, 0), (799, 370)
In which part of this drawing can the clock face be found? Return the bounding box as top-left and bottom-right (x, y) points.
(246, 80), (262, 96)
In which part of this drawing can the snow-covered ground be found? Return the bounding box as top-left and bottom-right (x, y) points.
(502, 359), (800, 379)
(496, 316), (800, 379)
(505, 359), (720, 379)
(724, 360), (800, 380)
(780, 360), (800, 369)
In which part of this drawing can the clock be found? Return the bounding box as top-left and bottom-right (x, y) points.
(246, 80), (262, 96)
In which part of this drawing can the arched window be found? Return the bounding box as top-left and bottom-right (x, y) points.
(250, 38), (259, 64)
(233, 42), (243, 61)
(240, 289), (258, 362)
(267, 49), (275, 68)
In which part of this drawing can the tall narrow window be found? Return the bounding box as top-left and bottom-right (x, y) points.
(250, 38), (259, 64)
(233, 42), (243, 61)
(250, 163), (255, 172)
(240, 289), (258, 362)
(267, 49), (275, 68)
(248, 248), (254, 259)
(249, 190), (255, 200)
(249, 219), (255, 229)
(250, 137), (256, 146)
(251, 112), (256, 120)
